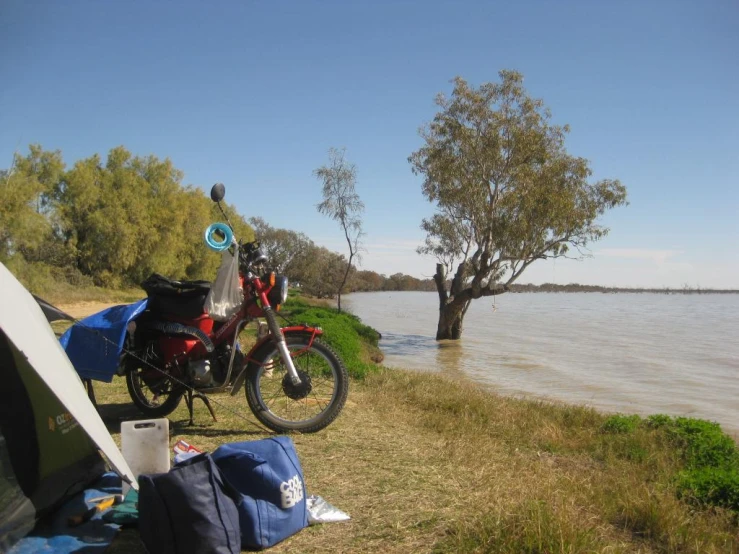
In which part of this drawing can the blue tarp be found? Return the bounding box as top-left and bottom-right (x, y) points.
(60, 300), (147, 382)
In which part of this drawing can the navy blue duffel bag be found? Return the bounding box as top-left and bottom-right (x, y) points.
(212, 437), (309, 550)
(138, 453), (241, 554)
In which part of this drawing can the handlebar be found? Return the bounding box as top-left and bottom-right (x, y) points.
(204, 221), (268, 272)
(239, 241), (268, 270)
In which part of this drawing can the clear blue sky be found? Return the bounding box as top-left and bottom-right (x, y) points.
(2, 0), (737, 288)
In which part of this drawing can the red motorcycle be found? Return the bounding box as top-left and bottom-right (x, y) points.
(122, 183), (348, 433)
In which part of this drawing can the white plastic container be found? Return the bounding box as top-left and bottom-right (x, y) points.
(121, 418), (170, 494)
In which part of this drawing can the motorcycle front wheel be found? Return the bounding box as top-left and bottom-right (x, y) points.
(245, 334), (349, 433)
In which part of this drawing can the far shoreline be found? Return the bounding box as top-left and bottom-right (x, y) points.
(346, 286), (739, 295)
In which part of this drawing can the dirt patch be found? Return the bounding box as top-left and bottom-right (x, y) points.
(57, 301), (119, 319)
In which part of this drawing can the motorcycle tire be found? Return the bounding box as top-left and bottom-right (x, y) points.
(126, 364), (184, 418)
(245, 334), (349, 433)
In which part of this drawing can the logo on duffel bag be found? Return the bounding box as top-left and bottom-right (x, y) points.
(280, 475), (304, 508)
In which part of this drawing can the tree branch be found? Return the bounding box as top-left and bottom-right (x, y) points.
(433, 263), (449, 310)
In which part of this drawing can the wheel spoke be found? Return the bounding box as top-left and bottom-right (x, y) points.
(308, 389), (329, 411)
(256, 345), (335, 422)
(246, 337), (347, 432)
(126, 362), (182, 417)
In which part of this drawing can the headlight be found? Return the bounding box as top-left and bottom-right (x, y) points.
(266, 274), (288, 307)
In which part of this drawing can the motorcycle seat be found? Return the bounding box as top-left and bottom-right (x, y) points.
(141, 273), (211, 297)
(141, 273), (211, 319)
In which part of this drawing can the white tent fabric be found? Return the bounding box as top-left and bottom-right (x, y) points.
(0, 263), (137, 490)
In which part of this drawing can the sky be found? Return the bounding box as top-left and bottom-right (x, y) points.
(1, 0), (737, 288)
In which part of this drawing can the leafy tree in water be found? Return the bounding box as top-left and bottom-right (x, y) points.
(409, 71), (628, 340)
(314, 148), (364, 312)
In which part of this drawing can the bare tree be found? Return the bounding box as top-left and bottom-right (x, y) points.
(314, 148), (364, 312)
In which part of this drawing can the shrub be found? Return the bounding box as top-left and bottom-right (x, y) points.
(677, 467), (739, 511)
(666, 417), (739, 470)
(641, 415), (739, 511)
(601, 414), (642, 434)
(645, 414), (672, 429)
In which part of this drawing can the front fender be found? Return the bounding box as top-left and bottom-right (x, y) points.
(229, 324), (322, 396)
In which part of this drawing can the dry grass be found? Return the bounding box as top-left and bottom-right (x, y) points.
(58, 293), (737, 553)
(97, 369), (738, 554)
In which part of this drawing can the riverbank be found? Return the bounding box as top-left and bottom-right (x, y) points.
(61, 297), (739, 552)
(98, 368), (737, 553)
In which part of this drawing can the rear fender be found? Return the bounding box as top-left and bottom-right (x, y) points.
(229, 325), (322, 396)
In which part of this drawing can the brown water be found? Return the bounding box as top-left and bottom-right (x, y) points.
(343, 292), (739, 435)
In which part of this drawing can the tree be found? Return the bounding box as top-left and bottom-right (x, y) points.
(409, 71), (628, 340)
(1, 145), (255, 290)
(293, 245), (348, 299)
(248, 216), (312, 279)
(0, 146), (64, 263)
(353, 269), (385, 292)
(314, 148), (365, 312)
(53, 146), (253, 286)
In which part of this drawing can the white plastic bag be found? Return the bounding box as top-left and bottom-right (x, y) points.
(205, 248), (243, 321)
(306, 495), (351, 524)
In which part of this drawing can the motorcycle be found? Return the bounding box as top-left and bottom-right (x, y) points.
(91, 183), (347, 433)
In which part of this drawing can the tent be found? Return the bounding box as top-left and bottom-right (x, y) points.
(0, 262), (137, 550)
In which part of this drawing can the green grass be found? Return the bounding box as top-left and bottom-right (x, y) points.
(663, 417), (739, 469)
(279, 296), (382, 379)
(601, 413), (739, 512)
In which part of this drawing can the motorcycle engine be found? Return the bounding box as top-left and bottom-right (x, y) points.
(187, 345), (233, 388)
(187, 359), (213, 387)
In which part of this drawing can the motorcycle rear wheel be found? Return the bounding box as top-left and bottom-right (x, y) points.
(126, 362), (184, 418)
(245, 335), (349, 433)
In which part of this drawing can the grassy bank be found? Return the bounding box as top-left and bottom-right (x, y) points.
(63, 297), (739, 552)
(99, 370), (738, 553)
(6, 259), (144, 305)
(279, 294), (384, 378)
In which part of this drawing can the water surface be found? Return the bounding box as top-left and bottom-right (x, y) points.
(343, 292), (739, 435)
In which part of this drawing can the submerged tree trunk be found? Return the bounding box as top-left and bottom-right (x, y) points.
(436, 301), (467, 340)
(433, 263), (471, 340)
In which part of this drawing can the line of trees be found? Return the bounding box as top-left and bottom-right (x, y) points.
(247, 216), (437, 296)
(4, 147), (720, 299)
(506, 283), (739, 294)
(1, 145), (252, 289)
(1, 144), (435, 296)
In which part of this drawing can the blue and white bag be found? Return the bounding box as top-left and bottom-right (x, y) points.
(212, 437), (308, 550)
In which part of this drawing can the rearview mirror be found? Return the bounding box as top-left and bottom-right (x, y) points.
(210, 183), (226, 202)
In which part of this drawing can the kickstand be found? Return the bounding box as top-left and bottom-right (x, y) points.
(184, 389), (218, 426)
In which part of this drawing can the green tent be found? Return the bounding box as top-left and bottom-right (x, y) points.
(0, 262), (136, 550)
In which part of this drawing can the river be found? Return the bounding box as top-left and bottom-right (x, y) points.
(342, 292), (739, 435)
